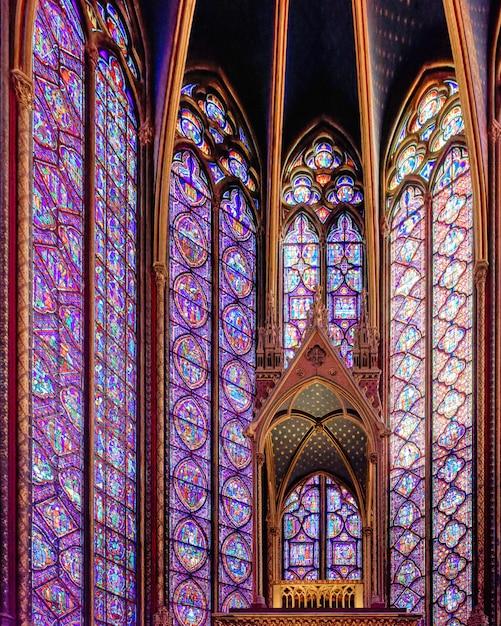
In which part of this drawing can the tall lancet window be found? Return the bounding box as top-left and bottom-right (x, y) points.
(169, 77), (260, 626)
(30, 0), (143, 623)
(387, 77), (473, 625)
(282, 133), (364, 366)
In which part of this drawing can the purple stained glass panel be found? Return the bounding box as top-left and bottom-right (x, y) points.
(169, 150), (212, 626)
(31, 0), (85, 622)
(326, 479), (362, 580)
(389, 185), (426, 614)
(388, 78), (473, 625)
(283, 214), (319, 365)
(219, 186), (255, 609)
(94, 52), (138, 625)
(283, 476), (321, 580)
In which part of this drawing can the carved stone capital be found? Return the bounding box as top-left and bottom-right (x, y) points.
(369, 452), (378, 464)
(153, 607), (173, 626)
(362, 526), (373, 536)
(467, 605), (489, 626)
(11, 69), (33, 110)
(269, 526), (280, 537)
(489, 119), (501, 142)
(474, 260), (488, 287)
(139, 119), (154, 145)
(85, 43), (99, 68)
(153, 263), (167, 289)
(255, 452), (265, 467)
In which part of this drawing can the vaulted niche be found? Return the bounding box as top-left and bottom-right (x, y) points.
(261, 380), (372, 607)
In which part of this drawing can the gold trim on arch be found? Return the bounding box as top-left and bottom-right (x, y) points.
(153, 0), (196, 268)
(443, 0), (488, 263)
(352, 0), (379, 329)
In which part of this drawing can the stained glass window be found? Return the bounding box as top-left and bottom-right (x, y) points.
(282, 474), (362, 581)
(30, 1), (141, 623)
(326, 214), (363, 366)
(282, 134), (365, 367)
(93, 52), (138, 625)
(388, 78), (473, 624)
(283, 214), (319, 365)
(32, 1), (85, 621)
(169, 78), (258, 626)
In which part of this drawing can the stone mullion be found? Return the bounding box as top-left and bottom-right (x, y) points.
(489, 119), (501, 626)
(0, 0), (11, 619)
(11, 67), (33, 626)
(154, 264), (167, 612)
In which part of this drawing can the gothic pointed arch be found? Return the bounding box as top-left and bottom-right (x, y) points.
(386, 71), (475, 625)
(17, 0), (148, 622)
(249, 300), (385, 607)
(281, 125), (365, 368)
(167, 70), (262, 625)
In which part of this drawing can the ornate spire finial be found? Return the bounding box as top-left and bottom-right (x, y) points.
(306, 284), (329, 332)
(352, 290), (381, 414)
(255, 290), (283, 408)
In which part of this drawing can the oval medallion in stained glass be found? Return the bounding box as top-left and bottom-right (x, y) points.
(222, 361), (252, 413)
(174, 273), (208, 329)
(173, 335), (207, 389)
(221, 533), (252, 583)
(173, 458), (207, 512)
(173, 580), (207, 626)
(173, 518), (208, 572)
(222, 304), (252, 355)
(173, 213), (208, 268)
(173, 396), (208, 451)
(221, 188), (254, 241)
(222, 477), (252, 527)
(222, 246), (253, 298)
(222, 419), (252, 469)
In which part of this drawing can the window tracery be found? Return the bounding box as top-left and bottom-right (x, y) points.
(282, 133), (364, 367)
(169, 77), (259, 626)
(30, 0), (142, 623)
(387, 77), (473, 625)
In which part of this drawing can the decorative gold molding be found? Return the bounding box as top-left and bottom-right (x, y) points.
(11, 68), (33, 110)
(272, 581), (364, 610)
(266, 0), (290, 297)
(153, 0), (196, 266)
(351, 0), (379, 327)
(213, 613), (422, 626)
(443, 0), (488, 262)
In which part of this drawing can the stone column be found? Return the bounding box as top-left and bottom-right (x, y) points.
(11, 68), (33, 626)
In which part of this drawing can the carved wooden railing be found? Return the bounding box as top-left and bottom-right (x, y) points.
(272, 580), (364, 609)
(213, 610), (422, 626)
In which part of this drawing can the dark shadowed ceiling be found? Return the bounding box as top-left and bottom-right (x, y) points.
(144, 0), (495, 170)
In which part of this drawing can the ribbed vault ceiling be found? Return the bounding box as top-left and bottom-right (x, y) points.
(267, 382), (368, 502)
